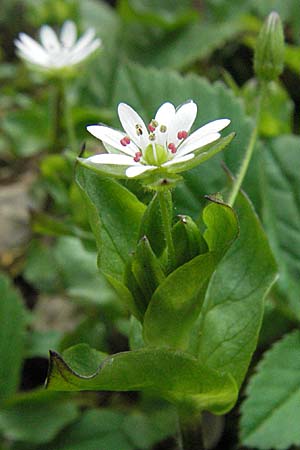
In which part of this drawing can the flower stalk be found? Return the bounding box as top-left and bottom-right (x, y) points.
(158, 189), (175, 272)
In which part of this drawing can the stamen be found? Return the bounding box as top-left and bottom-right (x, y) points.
(120, 136), (131, 146)
(148, 124), (156, 132)
(168, 143), (176, 154)
(160, 125), (167, 133)
(152, 120), (158, 128)
(135, 124), (143, 136)
(133, 151), (142, 162)
(177, 130), (188, 140)
(149, 133), (155, 141)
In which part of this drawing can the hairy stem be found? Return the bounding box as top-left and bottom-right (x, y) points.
(50, 82), (63, 152)
(62, 80), (77, 153)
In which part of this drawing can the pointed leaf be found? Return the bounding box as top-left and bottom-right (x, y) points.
(197, 190), (278, 387)
(46, 345), (237, 415)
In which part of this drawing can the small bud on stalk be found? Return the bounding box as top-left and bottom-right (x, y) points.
(254, 11), (285, 82)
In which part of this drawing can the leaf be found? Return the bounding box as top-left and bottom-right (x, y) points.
(125, 237), (165, 317)
(240, 330), (300, 450)
(262, 135), (300, 320)
(75, 164), (146, 282)
(0, 391), (79, 444)
(47, 344), (237, 415)
(139, 192), (171, 257)
(196, 190), (278, 388)
(143, 199), (238, 349)
(0, 273), (26, 403)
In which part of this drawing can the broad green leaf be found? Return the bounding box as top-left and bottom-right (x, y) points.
(143, 200), (238, 349)
(47, 344), (237, 415)
(75, 164), (146, 281)
(0, 391), (79, 444)
(262, 135), (300, 320)
(240, 330), (300, 450)
(196, 190), (278, 387)
(0, 273), (26, 403)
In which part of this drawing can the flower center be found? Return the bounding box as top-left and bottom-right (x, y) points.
(143, 143), (169, 166)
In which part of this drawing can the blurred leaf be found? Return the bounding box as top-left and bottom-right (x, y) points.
(1, 100), (50, 157)
(59, 317), (107, 353)
(242, 79), (293, 137)
(196, 190), (277, 387)
(0, 390), (79, 444)
(143, 200), (238, 350)
(0, 273), (26, 403)
(26, 330), (63, 358)
(262, 135), (300, 320)
(47, 344), (237, 415)
(240, 331), (300, 449)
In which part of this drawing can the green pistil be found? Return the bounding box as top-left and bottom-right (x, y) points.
(143, 143), (169, 166)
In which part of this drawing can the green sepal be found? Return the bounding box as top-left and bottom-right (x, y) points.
(167, 133), (235, 174)
(125, 236), (166, 317)
(172, 215), (208, 268)
(46, 344), (238, 415)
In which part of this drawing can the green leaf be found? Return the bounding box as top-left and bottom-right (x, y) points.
(139, 192), (171, 257)
(262, 135), (300, 320)
(0, 391), (79, 444)
(0, 273), (26, 403)
(46, 345), (237, 414)
(196, 190), (278, 388)
(125, 237), (165, 317)
(143, 199), (238, 349)
(75, 164), (146, 281)
(240, 330), (300, 450)
(172, 215), (208, 268)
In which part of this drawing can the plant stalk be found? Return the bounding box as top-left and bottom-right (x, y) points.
(227, 84), (265, 207)
(62, 79), (77, 153)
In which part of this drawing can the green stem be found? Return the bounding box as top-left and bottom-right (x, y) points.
(227, 84), (265, 207)
(158, 190), (175, 272)
(177, 412), (205, 450)
(62, 80), (77, 153)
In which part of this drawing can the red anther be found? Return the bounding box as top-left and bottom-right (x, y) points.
(177, 130), (188, 140)
(120, 136), (131, 146)
(168, 143), (176, 153)
(124, 136), (131, 144)
(133, 151), (142, 162)
(148, 124), (155, 132)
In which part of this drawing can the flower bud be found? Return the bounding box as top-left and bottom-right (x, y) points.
(254, 11), (285, 81)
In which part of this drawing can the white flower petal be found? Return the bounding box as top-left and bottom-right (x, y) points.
(154, 102), (176, 147)
(177, 132), (221, 157)
(87, 125), (138, 156)
(86, 154), (135, 165)
(167, 100), (197, 148)
(118, 103), (149, 150)
(16, 34), (50, 65)
(163, 153), (195, 167)
(183, 119), (230, 146)
(126, 165), (156, 178)
(39, 25), (61, 53)
(60, 20), (77, 48)
(71, 28), (96, 54)
(69, 38), (101, 64)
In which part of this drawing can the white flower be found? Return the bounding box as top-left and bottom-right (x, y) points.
(84, 101), (231, 179)
(15, 20), (101, 71)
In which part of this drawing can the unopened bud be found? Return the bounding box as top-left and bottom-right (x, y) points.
(254, 11), (285, 81)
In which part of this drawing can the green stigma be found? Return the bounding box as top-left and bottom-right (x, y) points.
(143, 143), (169, 166)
